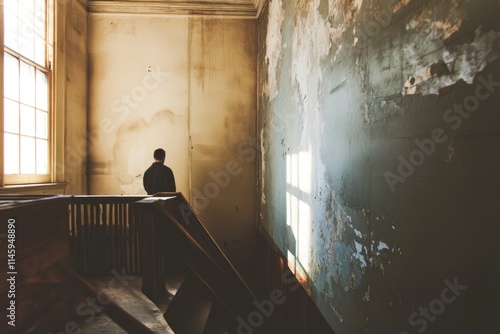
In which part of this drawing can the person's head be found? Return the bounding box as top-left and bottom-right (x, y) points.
(153, 148), (166, 163)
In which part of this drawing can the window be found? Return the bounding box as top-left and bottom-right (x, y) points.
(3, 0), (53, 184)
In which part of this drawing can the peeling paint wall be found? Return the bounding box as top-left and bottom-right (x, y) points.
(258, 0), (500, 332)
(88, 15), (257, 264)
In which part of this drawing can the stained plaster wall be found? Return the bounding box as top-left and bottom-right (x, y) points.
(88, 15), (257, 264)
(57, 0), (89, 195)
(258, 0), (500, 333)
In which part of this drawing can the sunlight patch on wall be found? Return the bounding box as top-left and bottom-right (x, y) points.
(127, 147), (146, 176)
(297, 199), (311, 274)
(286, 148), (312, 276)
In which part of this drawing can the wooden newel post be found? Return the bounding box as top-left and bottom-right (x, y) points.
(136, 202), (168, 302)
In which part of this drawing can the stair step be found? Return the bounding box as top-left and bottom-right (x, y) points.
(203, 303), (231, 334)
(164, 278), (215, 334)
(77, 275), (174, 334)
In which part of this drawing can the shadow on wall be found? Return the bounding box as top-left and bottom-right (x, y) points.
(91, 109), (178, 194)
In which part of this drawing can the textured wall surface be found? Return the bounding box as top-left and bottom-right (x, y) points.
(88, 15), (257, 264)
(188, 19), (258, 264)
(88, 14), (191, 195)
(258, 0), (500, 332)
(61, 0), (89, 194)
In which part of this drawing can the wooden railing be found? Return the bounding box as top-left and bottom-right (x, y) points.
(68, 196), (146, 275)
(0, 195), (158, 334)
(66, 194), (331, 333)
(134, 193), (276, 333)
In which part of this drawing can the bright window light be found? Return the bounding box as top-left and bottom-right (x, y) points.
(3, 0), (52, 182)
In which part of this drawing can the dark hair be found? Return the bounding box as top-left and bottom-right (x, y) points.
(154, 148), (166, 160)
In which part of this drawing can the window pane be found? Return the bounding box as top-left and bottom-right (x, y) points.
(36, 110), (48, 139)
(20, 61), (36, 106)
(18, 21), (35, 61)
(20, 0), (35, 12)
(4, 9), (18, 51)
(36, 69), (48, 110)
(4, 133), (20, 175)
(5, 0), (17, 13)
(20, 105), (36, 136)
(4, 99), (20, 134)
(20, 136), (36, 174)
(19, 1), (35, 29)
(34, 34), (45, 65)
(35, 15), (45, 39)
(18, 0), (35, 60)
(36, 139), (48, 174)
(35, 0), (46, 22)
(4, 0), (52, 182)
(4, 53), (19, 100)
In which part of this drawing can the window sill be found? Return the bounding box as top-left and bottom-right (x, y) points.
(0, 183), (67, 195)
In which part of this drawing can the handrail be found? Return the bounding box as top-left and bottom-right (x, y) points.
(0, 194), (69, 209)
(68, 194), (267, 329)
(69, 195), (146, 203)
(134, 193), (260, 319)
(150, 192), (257, 298)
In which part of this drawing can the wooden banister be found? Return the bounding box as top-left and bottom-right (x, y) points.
(134, 193), (275, 332)
(67, 193), (276, 332)
(68, 196), (147, 275)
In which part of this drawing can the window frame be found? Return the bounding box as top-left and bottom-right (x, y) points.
(2, 0), (54, 186)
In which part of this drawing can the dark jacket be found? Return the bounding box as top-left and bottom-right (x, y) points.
(143, 162), (176, 195)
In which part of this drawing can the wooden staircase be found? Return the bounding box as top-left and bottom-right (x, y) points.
(0, 194), (332, 333)
(134, 193), (276, 334)
(64, 193), (276, 333)
(70, 262), (250, 333)
(165, 277), (219, 333)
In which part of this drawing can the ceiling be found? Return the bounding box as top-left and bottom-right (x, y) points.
(83, 0), (267, 18)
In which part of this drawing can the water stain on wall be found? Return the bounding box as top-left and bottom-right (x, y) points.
(111, 109), (176, 194)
